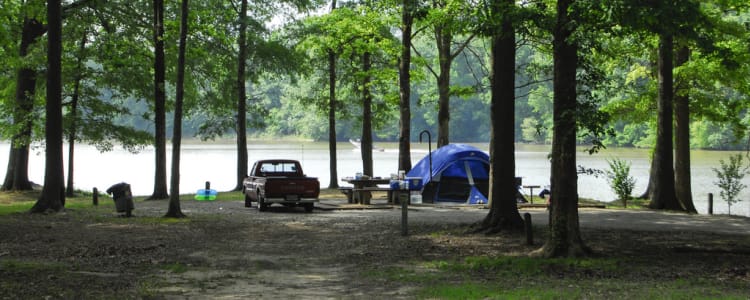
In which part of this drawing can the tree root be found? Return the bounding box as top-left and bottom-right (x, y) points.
(468, 218), (524, 235)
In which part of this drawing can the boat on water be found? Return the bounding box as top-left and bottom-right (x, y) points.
(349, 138), (385, 152)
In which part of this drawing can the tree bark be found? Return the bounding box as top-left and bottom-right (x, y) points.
(398, 0), (413, 173)
(674, 44), (696, 213)
(4, 1), (94, 192)
(32, 0), (65, 213)
(234, 0), (249, 191)
(149, 0), (169, 200)
(435, 26), (452, 148)
(2, 17), (45, 192)
(361, 51), (374, 177)
(537, 0), (589, 257)
(327, 0), (339, 189)
(637, 168), (651, 199)
(2, 143), (30, 191)
(481, 0), (523, 232)
(430, 2), (475, 148)
(166, 0), (189, 218)
(66, 32), (88, 197)
(648, 34), (681, 211)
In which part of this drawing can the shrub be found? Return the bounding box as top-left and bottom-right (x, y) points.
(712, 154), (748, 215)
(605, 158), (636, 207)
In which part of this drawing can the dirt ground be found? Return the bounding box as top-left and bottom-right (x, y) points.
(1, 194), (749, 299)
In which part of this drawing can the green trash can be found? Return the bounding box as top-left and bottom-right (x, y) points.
(106, 182), (134, 217)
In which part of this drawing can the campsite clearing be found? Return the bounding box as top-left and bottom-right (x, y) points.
(0, 191), (749, 298)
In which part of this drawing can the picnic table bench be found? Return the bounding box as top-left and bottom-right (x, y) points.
(341, 177), (392, 205)
(338, 187), (354, 202)
(358, 186), (395, 203)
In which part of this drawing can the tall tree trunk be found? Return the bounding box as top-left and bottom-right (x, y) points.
(166, 0), (189, 218)
(481, 0), (523, 232)
(638, 167), (651, 199)
(361, 52), (373, 177)
(538, 0), (588, 257)
(66, 32), (88, 197)
(398, 0), (413, 173)
(327, 0), (339, 189)
(648, 34), (680, 210)
(674, 44), (696, 213)
(150, 0), (169, 200)
(2, 144), (30, 191)
(66, 98), (78, 197)
(2, 17), (45, 192)
(234, 0), (249, 191)
(32, 0), (65, 213)
(435, 27), (452, 148)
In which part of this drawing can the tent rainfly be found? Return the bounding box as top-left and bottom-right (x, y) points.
(406, 144), (490, 204)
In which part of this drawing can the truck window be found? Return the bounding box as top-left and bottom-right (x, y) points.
(259, 162), (298, 175)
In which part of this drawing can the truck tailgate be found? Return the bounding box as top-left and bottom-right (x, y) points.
(264, 177), (319, 198)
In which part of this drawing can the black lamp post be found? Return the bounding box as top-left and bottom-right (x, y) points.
(419, 130), (432, 181)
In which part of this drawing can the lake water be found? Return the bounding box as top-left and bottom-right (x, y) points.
(1, 141), (748, 217)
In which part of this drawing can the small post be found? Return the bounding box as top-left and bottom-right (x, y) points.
(708, 193), (713, 215)
(529, 186), (535, 204)
(529, 187), (533, 204)
(401, 191), (408, 236)
(524, 213), (533, 245)
(92, 187), (98, 206)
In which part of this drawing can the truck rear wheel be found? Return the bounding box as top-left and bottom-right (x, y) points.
(304, 203), (314, 213)
(244, 193), (252, 208)
(258, 192), (267, 212)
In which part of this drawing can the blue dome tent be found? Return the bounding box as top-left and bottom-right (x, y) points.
(406, 144), (490, 204)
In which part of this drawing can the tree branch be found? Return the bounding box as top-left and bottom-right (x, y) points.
(411, 24), (430, 38)
(460, 49), (487, 93)
(449, 33), (477, 61)
(62, 0), (100, 18)
(462, 40), (490, 79)
(230, 0), (240, 15)
(516, 77), (552, 90)
(411, 44), (438, 79)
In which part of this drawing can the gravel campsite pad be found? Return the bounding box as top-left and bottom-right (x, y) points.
(1, 197), (749, 299)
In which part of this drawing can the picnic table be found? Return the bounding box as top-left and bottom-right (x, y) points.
(341, 177), (393, 205)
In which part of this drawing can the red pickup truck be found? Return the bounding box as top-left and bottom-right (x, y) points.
(243, 159), (320, 212)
